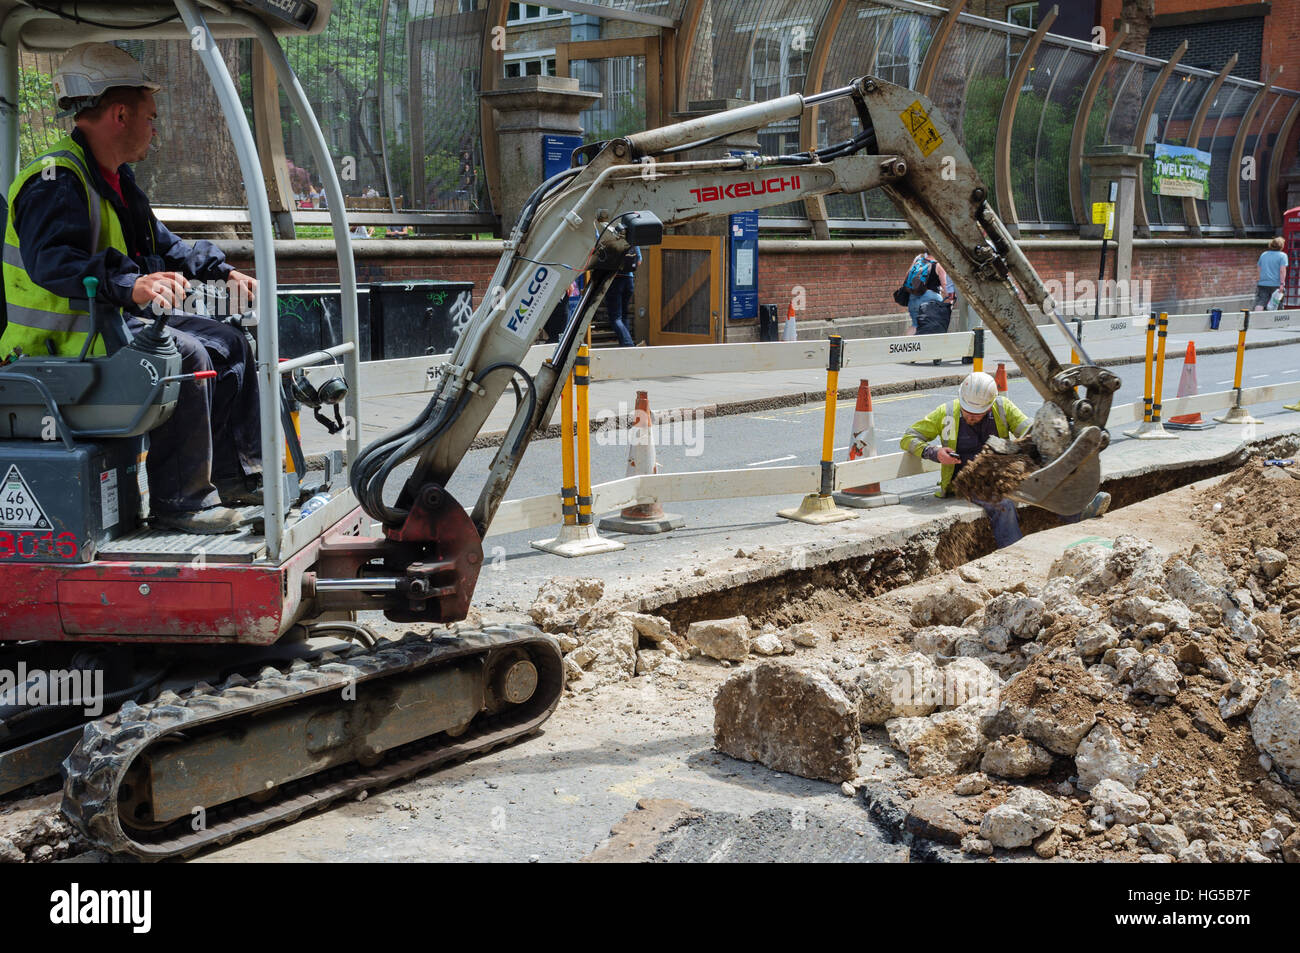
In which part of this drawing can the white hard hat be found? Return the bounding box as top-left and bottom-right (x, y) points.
(53, 43), (161, 113)
(959, 372), (999, 415)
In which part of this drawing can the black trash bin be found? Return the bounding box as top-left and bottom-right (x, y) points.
(759, 303), (779, 342)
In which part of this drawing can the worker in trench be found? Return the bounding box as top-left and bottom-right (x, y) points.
(901, 372), (1111, 548)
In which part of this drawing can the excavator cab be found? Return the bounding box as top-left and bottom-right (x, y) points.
(0, 0), (364, 574)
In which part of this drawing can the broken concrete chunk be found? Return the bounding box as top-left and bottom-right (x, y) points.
(1136, 822), (1189, 856)
(939, 658), (1002, 708)
(618, 611), (675, 645)
(982, 592), (1045, 641)
(687, 616), (752, 661)
(786, 622), (825, 647)
(1089, 779), (1151, 825)
(1257, 547), (1288, 581)
(1250, 675), (1300, 782)
(954, 773), (991, 796)
(853, 653), (940, 725)
(980, 735), (1054, 779)
(1220, 675), (1262, 720)
(579, 616), (638, 686)
(1131, 654), (1183, 698)
(1075, 722), (1149, 792)
(529, 576), (606, 631)
(887, 707), (988, 777)
(912, 625), (977, 657)
(1048, 543), (1112, 593)
(909, 583), (986, 628)
(713, 661), (860, 783)
(1075, 622), (1120, 659)
(979, 787), (1065, 849)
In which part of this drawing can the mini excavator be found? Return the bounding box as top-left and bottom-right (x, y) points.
(0, 0), (1117, 859)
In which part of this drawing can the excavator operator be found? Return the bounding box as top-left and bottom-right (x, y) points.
(0, 43), (262, 534)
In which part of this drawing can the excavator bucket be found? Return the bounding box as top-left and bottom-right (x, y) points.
(1006, 427), (1104, 516)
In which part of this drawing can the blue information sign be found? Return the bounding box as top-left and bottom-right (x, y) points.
(543, 134), (584, 181)
(728, 151), (760, 322)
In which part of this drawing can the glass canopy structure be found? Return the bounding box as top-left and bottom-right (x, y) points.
(12, 0), (1296, 237)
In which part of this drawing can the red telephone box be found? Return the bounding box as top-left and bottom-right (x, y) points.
(1284, 207), (1300, 308)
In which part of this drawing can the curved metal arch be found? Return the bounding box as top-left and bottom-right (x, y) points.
(1130, 39), (1187, 236)
(915, 0), (964, 98)
(1268, 94), (1300, 227)
(1030, 44), (1069, 225)
(1229, 66), (1282, 236)
(1245, 88), (1285, 229)
(1182, 53), (1238, 235)
(480, 0), (509, 226)
(994, 5), (1057, 234)
(1068, 22), (1128, 227)
(675, 0), (707, 111)
(800, 0), (848, 238)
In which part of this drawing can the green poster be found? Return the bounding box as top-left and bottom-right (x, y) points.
(1153, 143), (1211, 199)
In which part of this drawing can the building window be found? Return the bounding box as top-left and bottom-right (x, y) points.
(458, 0), (477, 12)
(748, 26), (811, 101)
(507, 3), (567, 23)
(462, 68), (480, 98)
(1007, 3), (1037, 30)
(1007, 3), (1038, 77)
(504, 52), (557, 78)
(868, 12), (926, 90)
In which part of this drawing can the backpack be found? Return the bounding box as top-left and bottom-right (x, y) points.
(907, 258), (934, 296)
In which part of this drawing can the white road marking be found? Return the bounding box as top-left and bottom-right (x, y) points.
(1250, 374), (1269, 379)
(747, 454), (797, 466)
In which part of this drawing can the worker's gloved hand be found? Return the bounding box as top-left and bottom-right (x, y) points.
(931, 447), (961, 466)
(132, 271), (190, 313)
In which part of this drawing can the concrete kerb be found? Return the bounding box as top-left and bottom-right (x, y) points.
(465, 334), (1300, 452)
(592, 418), (1300, 619)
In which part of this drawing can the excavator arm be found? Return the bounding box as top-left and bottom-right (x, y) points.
(343, 76), (1120, 621)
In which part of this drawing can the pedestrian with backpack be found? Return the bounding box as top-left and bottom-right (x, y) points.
(903, 251), (946, 333)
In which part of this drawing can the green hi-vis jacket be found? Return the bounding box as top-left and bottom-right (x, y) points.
(900, 396), (1031, 497)
(2, 135), (128, 358)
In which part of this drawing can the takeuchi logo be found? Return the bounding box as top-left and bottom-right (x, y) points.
(690, 174), (801, 204)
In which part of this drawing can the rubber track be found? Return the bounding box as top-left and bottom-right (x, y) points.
(61, 625), (563, 861)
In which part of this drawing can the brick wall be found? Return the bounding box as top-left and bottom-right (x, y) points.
(755, 239), (1263, 321)
(221, 238), (1267, 334)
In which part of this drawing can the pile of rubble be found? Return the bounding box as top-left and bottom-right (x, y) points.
(708, 463), (1300, 863)
(527, 577), (830, 692)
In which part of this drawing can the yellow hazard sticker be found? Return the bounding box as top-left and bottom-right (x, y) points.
(900, 100), (943, 157)
(1091, 201), (1115, 239)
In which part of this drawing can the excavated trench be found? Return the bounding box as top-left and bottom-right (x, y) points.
(648, 433), (1300, 634)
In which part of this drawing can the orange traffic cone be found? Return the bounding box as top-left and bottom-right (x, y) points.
(782, 300), (798, 341)
(1167, 341), (1214, 430)
(994, 362), (1008, 395)
(833, 380), (900, 509)
(598, 391), (685, 534)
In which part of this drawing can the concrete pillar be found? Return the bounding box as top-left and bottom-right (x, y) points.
(479, 76), (600, 234)
(670, 100), (761, 342)
(1083, 147), (1146, 318)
